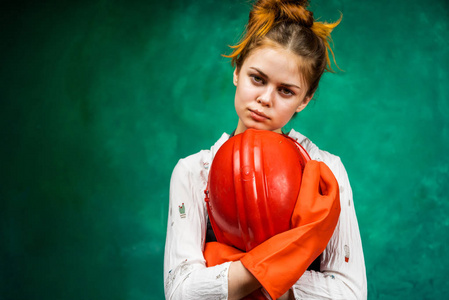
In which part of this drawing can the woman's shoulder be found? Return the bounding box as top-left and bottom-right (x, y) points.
(288, 129), (346, 177)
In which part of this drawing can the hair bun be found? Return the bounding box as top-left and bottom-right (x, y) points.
(225, 0), (340, 69)
(256, 0), (314, 28)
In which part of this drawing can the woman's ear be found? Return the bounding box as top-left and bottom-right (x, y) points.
(233, 68), (239, 86)
(295, 94), (313, 113)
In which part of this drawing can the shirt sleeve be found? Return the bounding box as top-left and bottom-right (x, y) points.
(291, 156), (367, 300)
(164, 158), (230, 300)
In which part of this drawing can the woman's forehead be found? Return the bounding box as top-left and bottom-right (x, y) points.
(243, 46), (307, 86)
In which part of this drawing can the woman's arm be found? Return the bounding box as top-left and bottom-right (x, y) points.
(228, 261), (261, 300)
(164, 158), (229, 299)
(164, 157), (262, 300)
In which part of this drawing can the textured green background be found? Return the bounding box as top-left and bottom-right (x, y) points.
(1, 0), (448, 299)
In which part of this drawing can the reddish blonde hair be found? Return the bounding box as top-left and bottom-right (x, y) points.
(225, 0), (341, 96)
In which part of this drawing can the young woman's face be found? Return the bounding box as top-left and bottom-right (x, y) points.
(233, 46), (312, 135)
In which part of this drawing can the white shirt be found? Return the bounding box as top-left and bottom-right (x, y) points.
(164, 129), (367, 299)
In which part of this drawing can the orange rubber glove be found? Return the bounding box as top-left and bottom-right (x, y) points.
(240, 160), (340, 299)
(204, 160), (340, 299)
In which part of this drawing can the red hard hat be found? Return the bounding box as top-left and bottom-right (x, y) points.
(205, 129), (310, 251)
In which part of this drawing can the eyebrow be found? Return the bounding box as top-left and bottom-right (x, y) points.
(250, 67), (301, 89)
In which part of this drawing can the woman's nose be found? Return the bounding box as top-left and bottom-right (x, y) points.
(257, 87), (274, 106)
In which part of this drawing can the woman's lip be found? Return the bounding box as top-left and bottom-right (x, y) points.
(249, 109), (269, 121)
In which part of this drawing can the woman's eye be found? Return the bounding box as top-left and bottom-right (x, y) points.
(250, 75), (264, 84)
(279, 87), (294, 96)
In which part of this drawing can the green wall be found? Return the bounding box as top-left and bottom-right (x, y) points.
(1, 0), (448, 299)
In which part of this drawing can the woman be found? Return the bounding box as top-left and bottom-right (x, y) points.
(164, 0), (367, 299)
